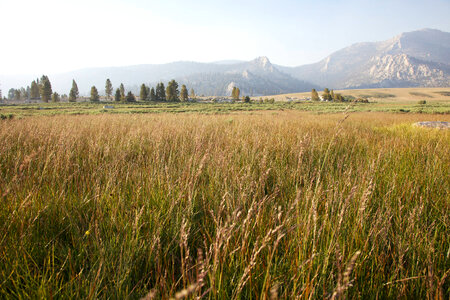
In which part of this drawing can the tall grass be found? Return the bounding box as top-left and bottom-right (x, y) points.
(0, 112), (449, 299)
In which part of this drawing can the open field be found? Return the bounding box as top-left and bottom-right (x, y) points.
(268, 87), (450, 103)
(0, 95), (449, 119)
(0, 111), (449, 298)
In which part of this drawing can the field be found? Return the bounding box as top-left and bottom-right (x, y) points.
(269, 87), (450, 103)
(0, 92), (449, 298)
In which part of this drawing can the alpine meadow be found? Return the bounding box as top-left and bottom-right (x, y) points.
(1, 0), (450, 299)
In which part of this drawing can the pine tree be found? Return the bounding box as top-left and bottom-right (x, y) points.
(30, 80), (40, 99)
(51, 92), (60, 102)
(90, 86), (99, 102)
(105, 79), (113, 100)
(311, 89), (320, 101)
(166, 80), (179, 102)
(140, 84), (148, 101)
(323, 88), (331, 101)
(149, 87), (156, 101)
(114, 88), (121, 102)
(14, 89), (21, 101)
(119, 83), (125, 101)
(69, 80), (79, 102)
(39, 75), (52, 102)
(156, 82), (166, 101)
(20, 87), (27, 100)
(126, 91), (136, 102)
(189, 88), (195, 100)
(180, 84), (188, 101)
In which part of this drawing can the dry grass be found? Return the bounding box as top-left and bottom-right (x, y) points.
(270, 87), (450, 103)
(0, 111), (449, 299)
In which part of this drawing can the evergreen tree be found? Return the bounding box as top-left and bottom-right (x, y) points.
(69, 79), (79, 102)
(323, 88), (332, 101)
(39, 75), (52, 102)
(8, 88), (15, 100)
(180, 84), (188, 101)
(166, 79), (179, 102)
(14, 89), (21, 101)
(189, 88), (195, 100)
(126, 91), (136, 102)
(20, 87), (27, 100)
(30, 81), (40, 99)
(105, 79), (113, 100)
(149, 87), (156, 101)
(311, 89), (320, 101)
(119, 83), (125, 101)
(90, 86), (100, 102)
(156, 82), (166, 101)
(330, 89), (335, 101)
(114, 88), (121, 102)
(51, 92), (60, 102)
(140, 84), (148, 101)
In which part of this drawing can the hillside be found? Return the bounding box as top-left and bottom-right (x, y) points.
(278, 29), (450, 89)
(1, 29), (449, 96)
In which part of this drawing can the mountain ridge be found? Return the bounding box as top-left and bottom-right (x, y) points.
(1, 28), (448, 96)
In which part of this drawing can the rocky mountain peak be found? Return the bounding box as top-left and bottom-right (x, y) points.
(251, 56), (273, 71)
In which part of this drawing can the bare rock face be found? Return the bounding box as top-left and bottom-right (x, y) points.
(280, 28), (450, 89)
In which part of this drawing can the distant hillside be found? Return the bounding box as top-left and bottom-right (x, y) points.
(278, 28), (450, 89)
(1, 28), (448, 96)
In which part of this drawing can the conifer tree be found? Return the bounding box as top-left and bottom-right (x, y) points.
(323, 88), (332, 101)
(119, 83), (125, 101)
(311, 89), (320, 101)
(105, 79), (113, 100)
(114, 88), (121, 102)
(166, 80), (179, 102)
(180, 84), (188, 101)
(156, 82), (166, 101)
(51, 92), (60, 102)
(39, 75), (52, 102)
(69, 80), (79, 102)
(149, 87), (156, 101)
(90, 86), (99, 102)
(189, 88), (195, 100)
(126, 91), (136, 102)
(14, 89), (21, 101)
(30, 80), (40, 99)
(140, 84), (148, 101)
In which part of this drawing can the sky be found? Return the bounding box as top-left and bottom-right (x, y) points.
(0, 0), (449, 75)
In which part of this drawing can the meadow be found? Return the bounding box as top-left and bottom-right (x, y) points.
(0, 108), (449, 299)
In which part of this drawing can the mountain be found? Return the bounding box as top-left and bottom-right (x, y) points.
(278, 28), (450, 89)
(1, 28), (448, 96)
(176, 57), (316, 96)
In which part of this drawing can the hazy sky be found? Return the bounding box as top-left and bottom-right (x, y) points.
(1, 0), (449, 74)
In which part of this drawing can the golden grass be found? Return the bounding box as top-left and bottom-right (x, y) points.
(0, 111), (449, 298)
(268, 87), (450, 103)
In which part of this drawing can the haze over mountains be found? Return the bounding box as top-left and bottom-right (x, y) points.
(1, 28), (448, 96)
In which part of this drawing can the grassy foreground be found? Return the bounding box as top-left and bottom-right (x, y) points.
(0, 112), (449, 299)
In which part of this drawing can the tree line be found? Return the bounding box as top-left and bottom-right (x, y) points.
(3, 76), (198, 103)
